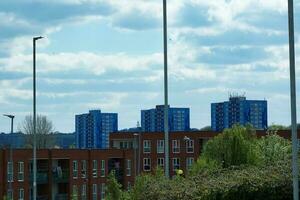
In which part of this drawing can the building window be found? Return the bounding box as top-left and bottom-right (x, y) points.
(143, 158), (151, 171)
(157, 140), (164, 153)
(72, 185), (78, 199)
(7, 161), (13, 182)
(92, 184), (97, 200)
(157, 158), (164, 168)
(143, 140), (151, 153)
(126, 159), (131, 176)
(82, 184), (87, 200)
(127, 182), (131, 191)
(101, 160), (105, 177)
(92, 160), (98, 178)
(18, 188), (24, 200)
(186, 157), (194, 170)
(172, 158), (180, 171)
(73, 160), (78, 178)
(8, 190), (13, 200)
(186, 139), (194, 153)
(81, 160), (87, 178)
(172, 140), (180, 153)
(101, 183), (105, 199)
(18, 162), (24, 182)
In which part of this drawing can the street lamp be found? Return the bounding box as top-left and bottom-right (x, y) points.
(133, 133), (139, 179)
(3, 114), (14, 199)
(163, 0), (170, 179)
(33, 36), (43, 200)
(287, 1), (298, 200)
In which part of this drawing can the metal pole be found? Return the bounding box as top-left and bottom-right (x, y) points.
(33, 37), (37, 200)
(9, 117), (13, 199)
(3, 114), (14, 199)
(33, 36), (43, 200)
(134, 134), (138, 179)
(288, 1), (299, 200)
(163, 0), (169, 178)
(137, 122), (141, 176)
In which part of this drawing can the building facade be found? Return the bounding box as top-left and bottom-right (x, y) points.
(211, 96), (268, 131)
(141, 105), (190, 132)
(110, 131), (215, 178)
(0, 149), (133, 200)
(75, 110), (118, 149)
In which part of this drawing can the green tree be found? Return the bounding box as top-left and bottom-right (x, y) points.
(199, 125), (259, 169)
(200, 126), (212, 131)
(268, 124), (288, 131)
(256, 133), (291, 165)
(106, 170), (123, 200)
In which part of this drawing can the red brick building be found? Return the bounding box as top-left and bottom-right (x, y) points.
(109, 130), (300, 178)
(110, 131), (218, 178)
(0, 149), (134, 200)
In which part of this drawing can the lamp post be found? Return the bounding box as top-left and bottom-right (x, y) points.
(133, 133), (139, 179)
(33, 36), (43, 200)
(3, 114), (14, 199)
(287, 1), (298, 200)
(163, 0), (170, 179)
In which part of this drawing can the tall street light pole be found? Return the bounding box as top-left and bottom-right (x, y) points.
(33, 36), (43, 200)
(288, 1), (298, 200)
(163, 0), (169, 178)
(3, 114), (14, 199)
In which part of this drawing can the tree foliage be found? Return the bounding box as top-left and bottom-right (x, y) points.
(19, 114), (55, 148)
(256, 132), (291, 165)
(199, 125), (259, 168)
(124, 125), (293, 200)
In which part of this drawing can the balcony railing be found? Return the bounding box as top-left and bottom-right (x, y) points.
(53, 169), (69, 183)
(29, 171), (48, 184)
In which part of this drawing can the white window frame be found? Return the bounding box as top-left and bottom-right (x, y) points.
(157, 140), (164, 153)
(143, 158), (151, 171)
(126, 159), (131, 176)
(143, 140), (151, 153)
(172, 158), (180, 172)
(186, 157), (194, 170)
(101, 160), (105, 177)
(101, 183), (105, 199)
(82, 184), (87, 200)
(7, 161), (13, 182)
(92, 160), (98, 178)
(73, 160), (78, 179)
(18, 188), (24, 200)
(92, 184), (97, 200)
(186, 139), (194, 153)
(18, 161), (24, 182)
(81, 160), (87, 178)
(157, 158), (164, 168)
(172, 140), (180, 153)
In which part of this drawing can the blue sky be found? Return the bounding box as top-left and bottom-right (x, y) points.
(0, 0), (300, 132)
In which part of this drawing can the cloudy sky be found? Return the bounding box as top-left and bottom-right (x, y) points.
(0, 0), (300, 133)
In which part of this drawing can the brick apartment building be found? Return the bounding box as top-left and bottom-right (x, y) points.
(0, 129), (297, 199)
(109, 129), (299, 177)
(0, 149), (134, 200)
(110, 131), (218, 177)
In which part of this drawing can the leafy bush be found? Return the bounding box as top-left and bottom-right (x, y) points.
(127, 161), (292, 200)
